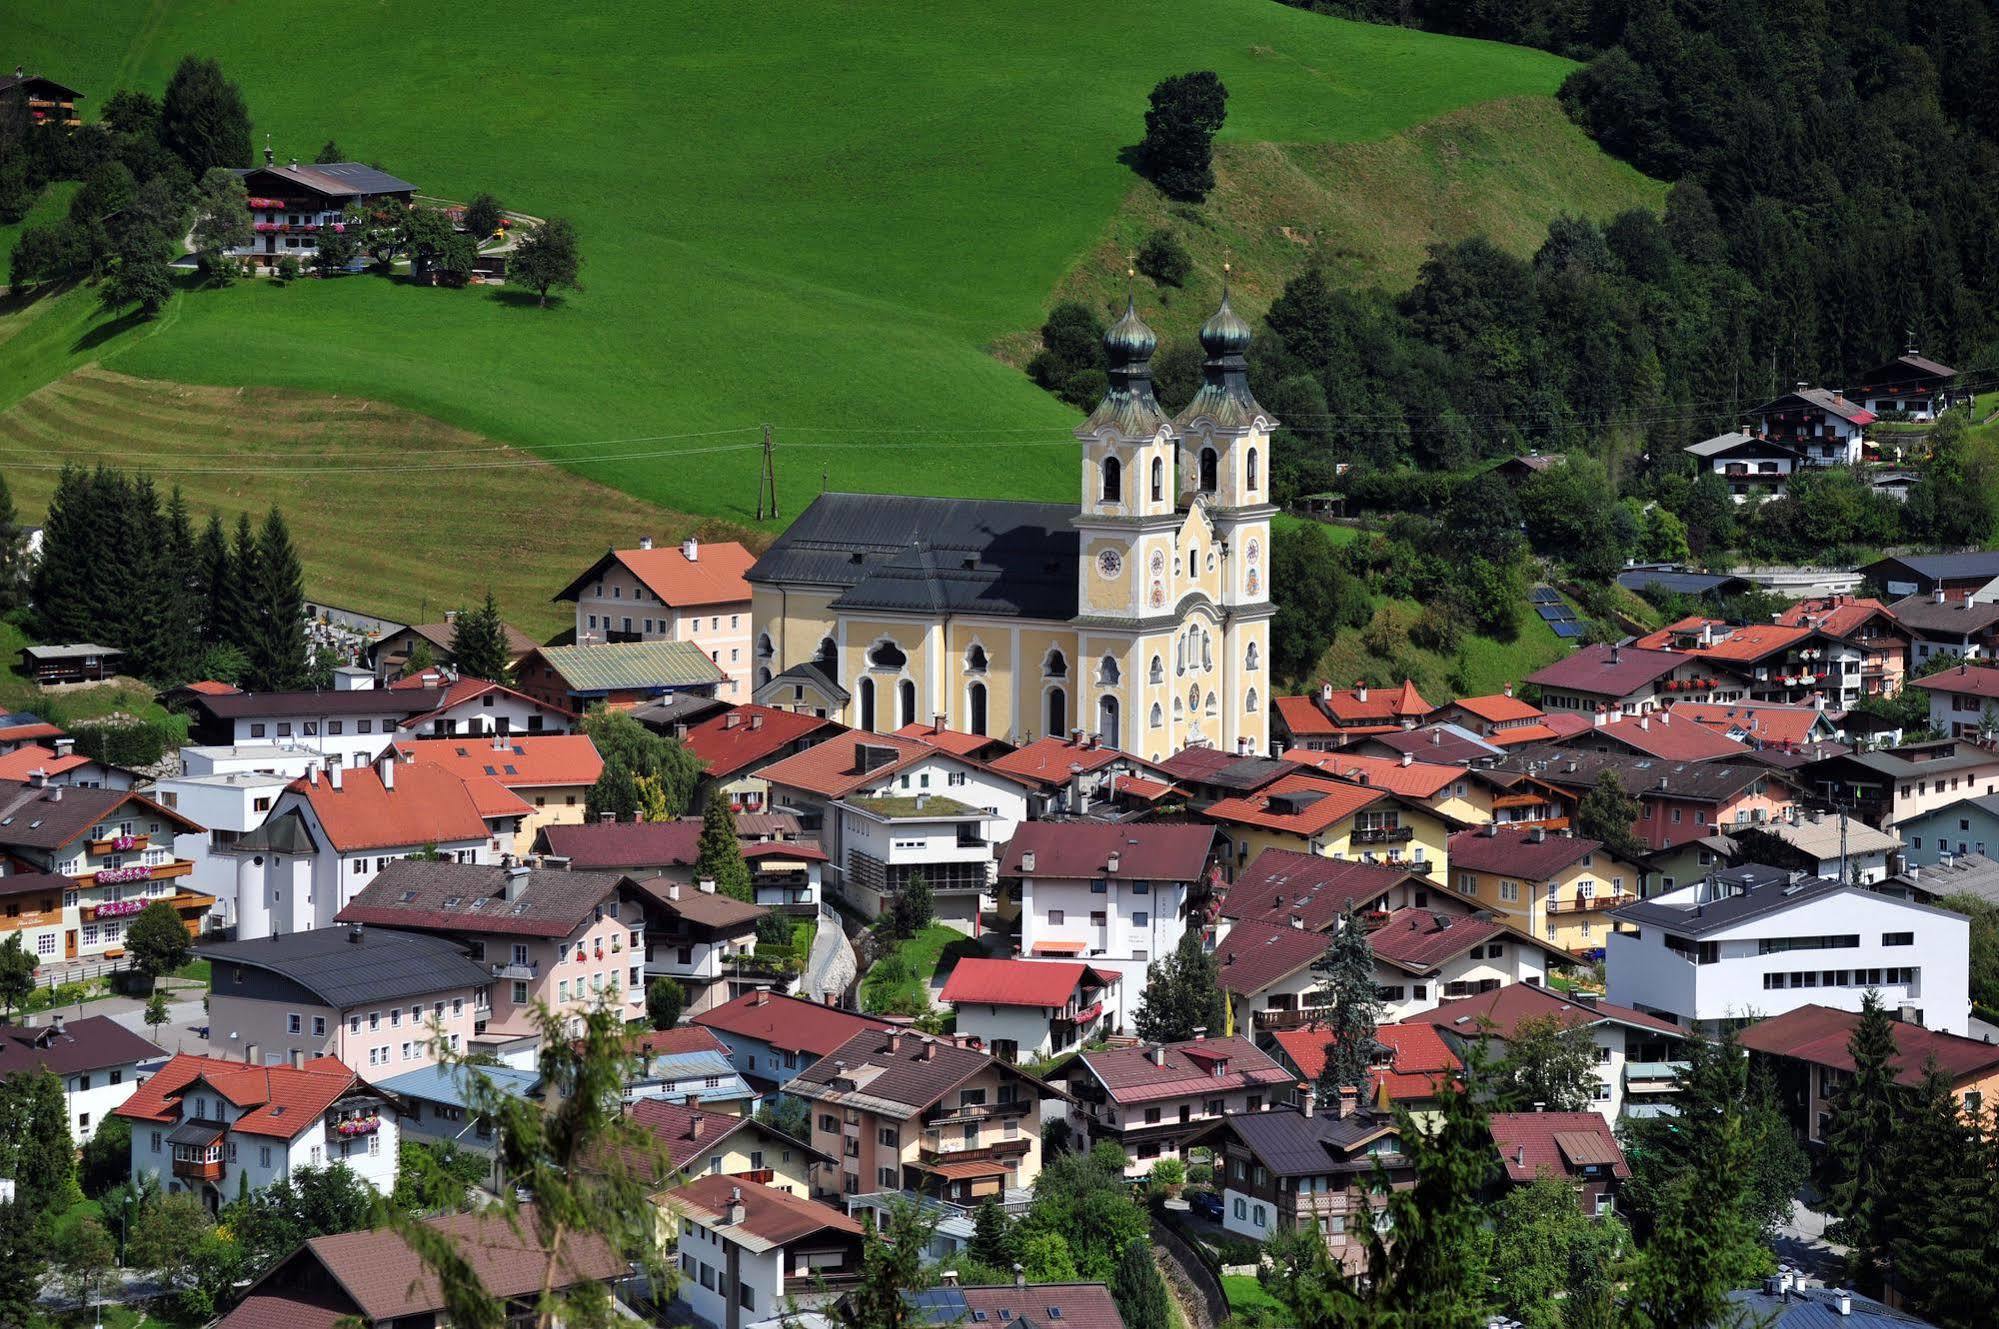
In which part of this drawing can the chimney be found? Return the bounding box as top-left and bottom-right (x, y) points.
(920, 1039), (937, 1061)
(1837, 1291), (1852, 1316)
(698, 877), (716, 894)
(1014, 1265), (1026, 1289)
(933, 713), (946, 734)
(1336, 1085), (1358, 1119)
(674, 722), (689, 740)
(915, 792), (930, 811)
(1638, 716), (1650, 731)
(1192, 1026), (1207, 1041)
(1354, 681), (1368, 703)
(1106, 850), (1120, 874)
(348, 923), (364, 944)
(1399, 751), (1413, 768)
(1149, 1045), (1167, 1067)
(1515, 1144), (1526, 1166)
(726, 1187), (745, 1227)
(1934, 586), (1947, 604)
(1503, 683), (1513, 698)
(50, 1014), (64, 1037)
(379, 755), (395, 790)
(1320, 682), (1333, 704)
(504, 864), (531, 900)
(306, 767), (318, 787)
(329, 762), (343, 790)
(1527, 827), (1545, 843)
(667, 882), (681, 900)
(1429, 730), (1441, 746)
(1593, 705), (1608, 729)
(689, 1113), (705, 1139)
(1300, 1084), (1315, 1118)
(1020, 850), (1036, 873)
(599, 811), (615, 824)
(1069, 761), (1088, 815)
(1610, 643), (1622, 664)
(639, 535), (653, 551)
(681, 537), (700, 563)
(52, 737), (73, 758)
(48, 787), (60, 802)
(290, 1049), (305, 1069)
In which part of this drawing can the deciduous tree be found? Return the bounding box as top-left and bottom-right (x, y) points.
(1576, 771), (1643, 859)
(645, 975), (683, 1031)
(1138, 71), (1228, 202)
(127, 899), (193, 984)
(191, 166), (251, 279)
(0, 931), (36, 1021)
(1493, 1012), (1598, 1112)
(511, 216), (583, 307)
(1133, 929), (1227, 1043)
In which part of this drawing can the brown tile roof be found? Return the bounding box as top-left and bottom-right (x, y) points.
(1367, 909), (1510, 974)
(1525, 643), (1685, 697)
(664, 1172), (863, 1249)
(1447, 826), (1602, 879)
(394, 621), (541, 660)
(627, 1097), (770, 1172)
(535, 818), (702, 868)
(683, 705), (837, 778)
(114, 1051), (360, 1139)
(1489, 1111), (1629, 1182)
(0, 1014), (160, 1078)
(691, 990), (893, 1057)
(1405, 982), (1683, 1039)
(1887, 593), (1999, 636)
(1574, 713), (1748, 762)
(756, 730), (933, 798)
(985, 735), (1129, 788)
(789, 1028), (1044, 1118)
(1774, 596), (1900, 642)
(952, 1284), (1127, 1329)
(1669, 702), (1827, 749)
(630, 1025), (732, 1058)
(1736, 1003), (1999, 1086)
(892, 720), (1004, 757)
(392, 734), (602, 789)
(1221, 851), (1423, 931)
(0, 781), (199, 850)
(635, 877), (767, 929)
(1267, 1022), (1461, 1101)
(1079, 1036), (1291, 1104)
(1212, 919), (1328, 995)
(999, 822), (1216, 881)
(291, 761), (489, 852)
(337, 860), (634, 938)
(1910, 662), (1999, 701)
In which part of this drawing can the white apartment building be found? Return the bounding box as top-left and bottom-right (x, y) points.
(999, 822), (1218, 997)
(833, 793), (994, 931)
(665, 1176), (866, 1329)
(183, 688), (447, 768)
(1606, 865), (1971, 1035)
(151, 744), (326, 931)
(555, 537), (757, 699)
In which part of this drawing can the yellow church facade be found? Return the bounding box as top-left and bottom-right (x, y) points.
(747, 289), (1274, 763)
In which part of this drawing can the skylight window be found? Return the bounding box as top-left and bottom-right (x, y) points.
(400, 890), (418, 902)
(442, 896), (462, 908)
(483, 765), (498, 776)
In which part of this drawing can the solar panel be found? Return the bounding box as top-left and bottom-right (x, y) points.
(1535, 605), (1567, 622)
(1551, 622), (1587, 639)
(1530, 587), (1563, 603)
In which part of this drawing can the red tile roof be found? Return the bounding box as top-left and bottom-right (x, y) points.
(1910, 662), (1999, 701)
(756, 730), (932, 798)
(1669, 702), (1827, 749)
(999, 822), (1216, 881)
(1079, 1036), (1291, 1104)
(1632, 614), (1722, 651)
(1774, 596), (1899, 641)
(392, 677), (576, 726)
(892, 720), (1001, 757)
(114, 1051), (359, 1139)
(630, 1025), (732, 1058)
(1445, 693), (1543, 724)
(0, 721), (65, 744)
(1317, 680), (1433, 725)
(536, 818), (702, 868)
(183, 680), (240, 696)
(683, 705), (835, 778)
(1448, 826), (1602, 878)
(940, 957), (1115, 1008)
(986, 735), (1129, 788)
(1690, 623), (1814, 664)
(1367, 909), (1510, 974)
(1486, 723), (1564, 747)
(1578, 713), (1748, 762)
(1526, 643), (1685, 697)
(1267, 1022), (1461, 1102)
(0, 745), (91, 780)
(1489, 1111), (1629, 1182)
(1280, 748), (1461, 799)
(1735, 1003), (1999, 1086)
(460, 775), (535, 819)
(1405, 982), (1683, 1039)
(1222, 851), (1423, 931)
(1212, 919), (1329, 995)
(690, 990), (894, 1058)
(291, 760), (489, 851)
(393, 734), (603, 789)
(666, 1172), (863, 1246)
(1273, 695), (1339, 738)
(1114, 774), (1181, 802)
(557, 542), (757, 609)
(1203, 774), (1387, 836)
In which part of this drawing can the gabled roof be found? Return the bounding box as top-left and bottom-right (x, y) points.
(1774, 596), (1900, 642)
(521, 641), (726, 694)
(891, 720), (1003, 757)
(1668, 701), (1830, 749)
(1368, 908), (1526, 974)
(199, 927), (491, 1009)
(789, 1028), (1049, 1119)
(1221, 850), (1423, 930)
(1749, 387), (1876, 426)
(1266, 1022), (1461, 1101)
(236, 161), (416, 197)
(986, 735), (1131, 788)
(0, 745), (93, 781)
(1280, 748), (1462, 799)
(337, 860), (634, 938)
(1489, 746), (1782, 805)
(1275, 682), (1433, 736)
(372, 1062), (543, 1110)
(628, 1098), (821, 1175)
(534, 818), (702, 869)
(1203, 774), (1388, 836)
(634, 877), (766, 930)
(1736, 1003), (1999, 1086)
(0, 1014), (160, 1078)
(683, 705), (835, 778)
(911, 1285), (1128, 1329)
(1444, 693), (1543, 724)
(1212, 919), (1330, 995)
(115, 1051), (361, 1138)
(1525, 644), (1685, 697)
(1684, 430), (1790, 459)
(1195, 1104), (1400, 1177)
(690, 990), (893, 1058)
(186, 687), (445, 720)
(1887, 592), (1999, 636)
(1565, 713), (1748, 763)
(1447, 826), (1605, 879)
(392, 734), (602, 788)
(391, 675), (570, 726)
(1362, 724), (1507, 764)
(756, 730), (933, 798)
(630, 1024), (733, 1059)
(554, 541), (756, 609)
(1490, 1110), (1629, 1181)
(1689, 622), (1815, 664)
(0, 780), (199, 850)
(1405, 982), (1683, 1040)
(940, 957), (1114, 1009)
(664, 1173), (864, 1251)
(1078, 1036), (1290, 1105)
(999, 822), (1216, 881)
(289, 761), (488, 851)
(0, 70), (83, 99)
(1862, 551), (1999, 587)
(1862, 352), (1956, 382)
(1909, 662), (1999, 700)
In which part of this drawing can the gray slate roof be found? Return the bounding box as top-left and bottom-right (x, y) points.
(199, 927), (492, 1009)
(1616, 570), (1752, 598)
(1723, 1285), (1932, 1327)
(749, 494), (1080, 622)
(337, 860), (636, 938)
(1886, 592), (1999, 635)
(757, 660), (850, 705)
(235, 161), (416, 197)
(1863, 552), (1999, 584)
(1202, 1105), (1399, 1177)
(1611, 865), (1847, 938)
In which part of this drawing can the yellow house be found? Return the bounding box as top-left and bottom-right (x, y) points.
(747, 289), (1275, 762)
(1204, 774), (1454, 883)
(630, 1097), (825, 1198)
(1445, 825), (1643, 954)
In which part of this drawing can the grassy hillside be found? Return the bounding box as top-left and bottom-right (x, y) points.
(0, 366), (713, 639)
(10, 0), (1582, 530)
(1038, 96), (1666, 347)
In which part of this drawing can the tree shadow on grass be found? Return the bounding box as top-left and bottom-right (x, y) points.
(71, 305), (147, 353)
(488, 287), (564, 311)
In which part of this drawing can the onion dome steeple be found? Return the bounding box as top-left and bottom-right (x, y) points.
(1172, 264), (1268, 431)
(1078, 273), (1171, 439)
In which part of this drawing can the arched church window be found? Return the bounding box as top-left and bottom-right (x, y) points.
(757, 667), (772, 688)
(756, 632), (774, 661)
(815, 637), (838, 683)
(968, 681), (988, 736)
(1150, 456), (1164, 503)
(1102, 456), (1122, 504)
(868, 639), (907, 670)
(1149, 655), (1164, 685)
(1247, 447), (1259, 492)
(1205, 691), (1218, 716)
(1174, 637), (1185, 676)
(1245, 642), (1260, 671)
(1150, 703), (1164, 729)
(1098, 655), (1121, 686)
(965, 643), (989, 674)
(858, 678), (876, 731)
(1043, 648), (1068, 679)
(1245, 687), (1259, 714)
(1047, 687), (1068, 737)
(1202, 632), (1213, 671)
(1188, 548), (1198, 580)
(1199, 447), (1218, 493)
(898, 679), (917, 728)
(1098, 696), (1120, 748)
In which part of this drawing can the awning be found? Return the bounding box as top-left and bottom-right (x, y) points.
(916, 1158), (1012, 1181)
(1030, 940), (1085, 955)
(166, 1118), (225, 1147)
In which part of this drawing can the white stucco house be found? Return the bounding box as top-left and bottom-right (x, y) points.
(0, 1015), (163, 1144)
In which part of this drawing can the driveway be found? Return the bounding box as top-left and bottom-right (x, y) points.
(1773, 1191), (1847, 1282)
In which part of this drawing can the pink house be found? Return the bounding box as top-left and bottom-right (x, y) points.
(337, 860), (650, 1051)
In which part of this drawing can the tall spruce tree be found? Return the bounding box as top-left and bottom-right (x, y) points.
(244, 507), (309, 691)
(31, 464), (95, 643)
(1821, 990), (1902, 1296)
(0, 471), (25, 612)
(153, 487), (203, 684)
(197, 510), (231, 647)
(1110, 1234), (1172, 1329)
(1885, 1057), (1993, 1328)
(450, 590), (511, 682)
(224, 511), (259, 655)
(1312, 906), (1382, 1102)
(694, 797), (754, 901)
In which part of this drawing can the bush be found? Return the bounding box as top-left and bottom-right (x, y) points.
(1186, 1161), (1214, 1185)
(1149, 1157), (1187, 1186)
(274, 255), (301, 281)
(69, 717), (184, 769)
(1136, 228), (1192, 287)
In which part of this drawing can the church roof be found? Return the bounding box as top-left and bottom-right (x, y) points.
(749, 494), (1080, 622)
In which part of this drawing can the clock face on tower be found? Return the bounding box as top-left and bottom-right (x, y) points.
(1096, 549), (1123, 579)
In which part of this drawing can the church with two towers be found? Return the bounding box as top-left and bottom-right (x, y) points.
(747, 286), (1275, 761)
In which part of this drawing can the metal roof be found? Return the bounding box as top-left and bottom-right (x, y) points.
(1204, 1105), (1399, 1177)
(529, 640), (725, 693)
(374, 1063), (542, 1109)
(1611, 867), (1851, 938)
(199, 928), (492, 1009)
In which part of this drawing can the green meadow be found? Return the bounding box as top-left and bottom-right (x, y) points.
(9, 0), (1583, 527)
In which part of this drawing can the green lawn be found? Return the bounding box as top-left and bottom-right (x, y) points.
(861, 922), (968, 1014)
(1222, 1275), (1290, 1318)
(11, 0), (1581, 528)
(1307, 594), (1571, 705)
(0, 615), (183, 729)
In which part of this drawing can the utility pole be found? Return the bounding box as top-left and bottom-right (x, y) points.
(755, 423), (779, 521)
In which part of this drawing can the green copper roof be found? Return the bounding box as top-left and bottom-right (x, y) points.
(1079, 291), (1171, 439)
(1172, 289), (1270, 433)
(536, 640), (726, 693)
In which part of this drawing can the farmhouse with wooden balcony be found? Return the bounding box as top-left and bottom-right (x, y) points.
(0, 67), (82, 127)
(1855, 351), (1957, 420)
(0, 777), (206, 964)
(1064, 1034), (1291, 1176)
(229, 144), (415, 268)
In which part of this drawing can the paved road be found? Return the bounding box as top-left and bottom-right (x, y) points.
(1773, 1193), (1847, 1282)
(18, 979), (213, 1059)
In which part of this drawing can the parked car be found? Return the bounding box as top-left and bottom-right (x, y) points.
(1189, 1190), (1224, 1221)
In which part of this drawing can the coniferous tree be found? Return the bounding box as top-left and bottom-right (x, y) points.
(0, 1067), (76, 1218)
(244, 507), (309, 691)
(1885, 1058), (1993, 1328)
(1110, 1234), (1172, 1329)
(31, 464), (95, 642)
(152, 487), (203, 684)
(1133, 929), (1227, 1043)
(224, 511), (259, 656)
(694, 796), (754, 902)
(1821, 990), (1905, 1297)
(1312, 906), (1382, 1102)
(967, 1196), (1016, 1269)
(197, 510), (231, 647)
(450, 589), (510, 682)
(0, 932), (36, 1021)
(0, 1195), (44, 1329)
(0, 471), (25, 612)
(160, 56), (252, 176)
